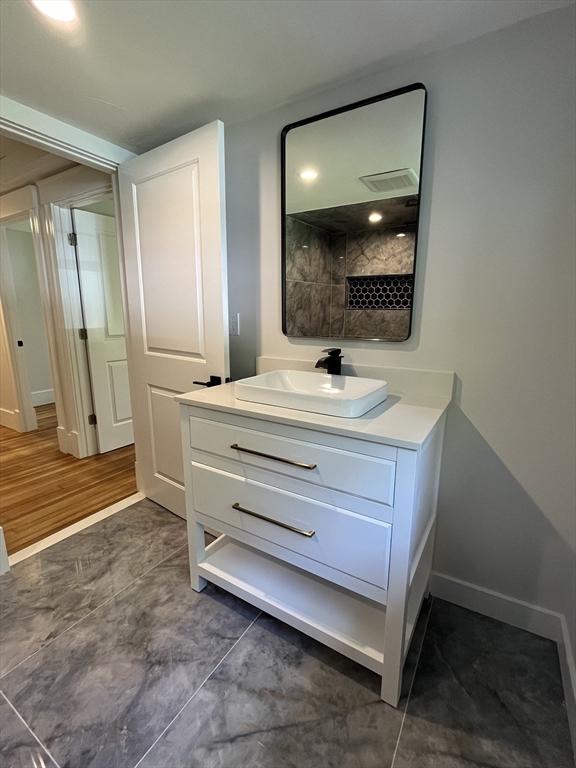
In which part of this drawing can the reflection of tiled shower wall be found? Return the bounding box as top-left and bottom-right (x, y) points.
(285, 216), (415, 339)
(285, 218), (332, 337)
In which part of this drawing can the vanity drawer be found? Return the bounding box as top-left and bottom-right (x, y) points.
(189, 416), (395, 506)
(191, 463), (392, 589)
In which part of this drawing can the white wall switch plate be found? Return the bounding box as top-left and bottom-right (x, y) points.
(229, 312), (240, 336)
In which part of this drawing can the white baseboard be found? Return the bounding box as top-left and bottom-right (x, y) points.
(31, 388), (55, 406)
(56, 426), (84, 457)
(0, 406), (22, 432)
(430, 571), (563, 640)
(430, 570), (576, 750)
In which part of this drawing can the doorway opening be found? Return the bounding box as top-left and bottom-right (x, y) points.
(1, 216), (53, 430)
(0, 138), (137, 556)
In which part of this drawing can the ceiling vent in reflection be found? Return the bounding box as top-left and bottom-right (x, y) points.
(359, 168), (419, 194)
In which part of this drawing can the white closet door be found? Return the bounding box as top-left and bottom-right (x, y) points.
(118, 121), (229, 516)
(74, 209), (134, 453)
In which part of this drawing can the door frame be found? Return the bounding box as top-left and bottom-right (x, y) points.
(39, 176), (119, 458)
(0, 96), (135, 172)
(0, 97), (136, 454)
(0, 104), (137, 463)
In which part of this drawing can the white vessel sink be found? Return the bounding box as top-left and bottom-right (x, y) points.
(234, 370), (388, 418)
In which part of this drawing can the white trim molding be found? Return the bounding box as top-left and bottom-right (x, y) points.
(0, 96), (135, 172)
(31, 388), (55, 406)
(430, 570), (576, 751)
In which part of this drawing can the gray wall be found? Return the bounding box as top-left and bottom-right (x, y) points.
(224, 5), (576, 658)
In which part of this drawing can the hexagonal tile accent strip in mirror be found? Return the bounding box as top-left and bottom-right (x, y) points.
(346, 274), (414, 310)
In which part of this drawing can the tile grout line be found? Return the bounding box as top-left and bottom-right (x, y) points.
(0, 689), (62, 768)
(390, 598), (434, 768)
(0, 542), (189, 681)
(132, 610), (263, 768)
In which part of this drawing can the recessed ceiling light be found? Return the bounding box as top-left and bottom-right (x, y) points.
(31, 0), (77, 23)
(396, 232), (406, 238)
(298, 168), (318, 182)
(368, 212), (382, 223)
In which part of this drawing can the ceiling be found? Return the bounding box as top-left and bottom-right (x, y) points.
(286, 88), (424, 213)
(291, 196), (419, 234)
(0, 136), (76, 194)
(0, 0), (571, 153)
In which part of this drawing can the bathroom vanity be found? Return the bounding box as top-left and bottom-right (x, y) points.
(178, 368), (450, 706)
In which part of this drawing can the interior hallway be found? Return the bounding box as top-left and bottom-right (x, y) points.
(0, 404), (136, 554)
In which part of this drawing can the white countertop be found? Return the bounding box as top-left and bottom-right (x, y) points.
(177, 382), (450, 451)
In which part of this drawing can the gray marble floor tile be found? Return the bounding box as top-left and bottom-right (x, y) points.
(393, 599), (574, 768)
(0, 693), (58, 768)
(137, 603), (432, 768)
(0, 498), (187, 676)
(0, 548), (258, 768)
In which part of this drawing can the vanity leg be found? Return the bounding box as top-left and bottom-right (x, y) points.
(379, 448), (419, 708)
(190, 572), (208, 592)
(380, 664), (402, 707)
(187, 519), (208, 592)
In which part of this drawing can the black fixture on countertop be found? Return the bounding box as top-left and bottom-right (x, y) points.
(315, 348), (343, 376)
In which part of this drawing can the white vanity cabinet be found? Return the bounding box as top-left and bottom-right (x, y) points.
(178, 379), (449, 706)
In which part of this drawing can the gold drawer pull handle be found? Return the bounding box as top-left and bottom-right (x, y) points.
(232, 502), (315, 538)
(230, 443), (317, 471)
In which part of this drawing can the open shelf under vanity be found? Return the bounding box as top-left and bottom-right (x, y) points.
(201, 535), (387, 673)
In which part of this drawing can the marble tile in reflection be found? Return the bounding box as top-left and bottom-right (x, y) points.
(344, 308), (411, 340)
(0, 498), (187, 676)
(286, 281), (331, 337)
(330, 284), (345, 337)
(394, 600), (574, 768)
(0, 694), (58, 768)
(346, 230), (415, 277)
(1, 548), (258, 768)
(285, 217), (332, 284)
(138, 611), (424, 768)
(330, 233), (347, 284)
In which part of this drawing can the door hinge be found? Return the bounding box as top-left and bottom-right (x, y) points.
(78, 328), (88, 340)
(67, 232), (78, 246)
(88, 413), (97, 426)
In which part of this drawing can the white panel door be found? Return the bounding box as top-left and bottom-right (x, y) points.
(73, 209), (134, 453)
(118, 121), (229, 516)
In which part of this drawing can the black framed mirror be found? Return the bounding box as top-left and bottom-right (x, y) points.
(281, 83), (426, 341)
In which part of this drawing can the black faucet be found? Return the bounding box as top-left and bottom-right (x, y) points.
(315, 348), (343, 376)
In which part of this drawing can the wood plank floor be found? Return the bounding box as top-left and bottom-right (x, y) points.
(0, 404), (137, 554)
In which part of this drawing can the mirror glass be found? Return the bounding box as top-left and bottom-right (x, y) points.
(282, 84), (426, 341)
